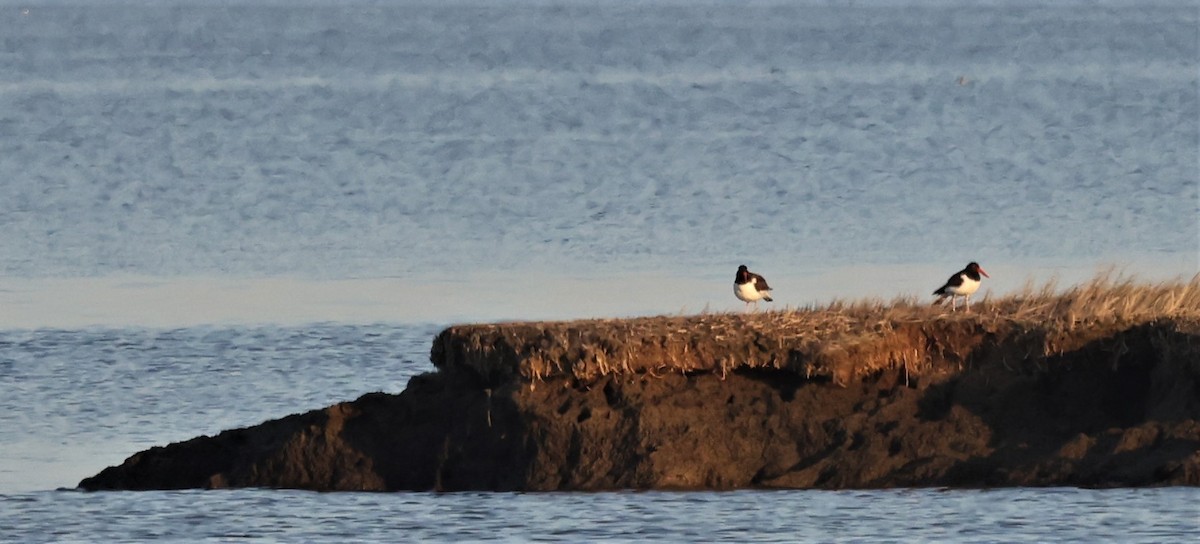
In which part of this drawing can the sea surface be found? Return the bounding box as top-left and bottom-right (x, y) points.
(1, 0), (1198, 541)
(4, 487), (1198, 543)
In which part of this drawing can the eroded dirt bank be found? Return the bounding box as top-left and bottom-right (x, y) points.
(80, 311), (1200, 491)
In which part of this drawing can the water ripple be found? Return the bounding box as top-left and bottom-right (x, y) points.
(4, 488), (1197, 543)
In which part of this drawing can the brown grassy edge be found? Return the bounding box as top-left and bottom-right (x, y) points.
(431, 272), (1200, 387)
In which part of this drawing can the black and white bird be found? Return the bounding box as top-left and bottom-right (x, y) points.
(734, 265), (773, 310)
(932, 261), (990, 311)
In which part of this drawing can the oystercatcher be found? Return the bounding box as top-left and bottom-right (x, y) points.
(932, 261), (990, 311)
(734, 265), (773, 310)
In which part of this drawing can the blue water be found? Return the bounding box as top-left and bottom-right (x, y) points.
(0, 0), (1195, 279)
(1, 0), (1197, 541)
(0, 324), (439, 493)
(2, 488), (1197, 543)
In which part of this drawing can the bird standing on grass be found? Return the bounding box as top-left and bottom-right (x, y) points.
(734, 265), (773, 310)
(932, 261), (990, 312)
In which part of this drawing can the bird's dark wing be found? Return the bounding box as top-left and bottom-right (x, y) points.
(932, 272), (965, 295)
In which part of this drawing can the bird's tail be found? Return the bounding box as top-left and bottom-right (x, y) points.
(763, 295), (773, 302)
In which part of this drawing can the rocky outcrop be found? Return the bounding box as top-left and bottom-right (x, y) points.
(80, 311), (1200, 491)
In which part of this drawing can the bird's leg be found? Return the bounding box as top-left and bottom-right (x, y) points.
(965, 295), (971, 312)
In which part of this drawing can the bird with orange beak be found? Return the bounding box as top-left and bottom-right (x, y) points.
(932, 262), (990, 311)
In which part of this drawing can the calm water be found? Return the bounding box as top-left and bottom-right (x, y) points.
(0, 0), (1195, 280)
(1, 0), (1197, 541)
(1, 324), (440, 493)
(3, 487), (1198, 542)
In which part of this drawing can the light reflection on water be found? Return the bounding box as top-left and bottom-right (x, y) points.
(1, 488), (1197, 543)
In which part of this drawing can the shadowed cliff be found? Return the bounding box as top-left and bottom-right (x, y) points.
(81, 275), (1200, 491)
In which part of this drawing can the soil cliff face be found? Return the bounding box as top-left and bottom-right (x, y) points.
(80, 311), (1200, 491)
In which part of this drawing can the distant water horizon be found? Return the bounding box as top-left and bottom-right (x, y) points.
(0, 254), (1193, 329)
(1, 0), (1195, 287)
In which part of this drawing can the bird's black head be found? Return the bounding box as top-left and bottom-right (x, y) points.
(967, 262), (990, 278)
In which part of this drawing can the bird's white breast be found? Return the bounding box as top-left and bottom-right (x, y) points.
(735, 281), (765, 302)
(945, 276), (981, 296)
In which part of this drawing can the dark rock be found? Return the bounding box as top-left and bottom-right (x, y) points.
(80, 319), (1200, 491)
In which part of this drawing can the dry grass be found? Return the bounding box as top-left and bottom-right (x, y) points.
(994, 270), (1199, 326)
(430, 273), (1200, 386)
